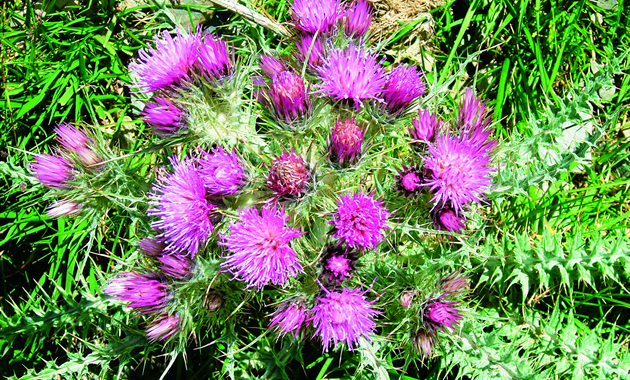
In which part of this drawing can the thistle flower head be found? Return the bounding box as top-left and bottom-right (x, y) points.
(31, 154), (73, 189)
(141, 97), (186, 136)
(423, 133), (494, 214)
(433, 206), (466, 233)
(321, 245), (356, 283)
(329, 117), (365, 165)
(130, 28), (201, 93)
(260, 55), (286, 78)
(295, 35), (325, 67)
(155, 253), (194, 280)
(410, 109), (440, 143)
(270, 298), (308, 338)
(425, 301), (462, 332)
(104, 272), (170, 313)
(331, 192), (390, 250)
(138, 238), (166, 257)
(309, 286), (380, 351)
(396, 166), (423, 196)
(197, 34), (232, 80)
(266, 70), (310, 122)
(315, 45), (386, 110)
(220, 205), (305, 290)
(146, 313), (181, 342)
(458, 88), (497, 151)
(440, 273), (468, 296)
(46, 199), (81, 218)
(382, 65), (426, 113)
(198, 146), (244, 196)
(344, 0), (372, 37)
(54, 123), (91, 153)
(400, 291), (415, 308)
(291, 0), (343, 34)
(267, 150), (309, 196)
(148, 156), (215, 257)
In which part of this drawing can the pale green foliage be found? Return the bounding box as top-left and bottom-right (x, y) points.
(473, 228), (630, 302)
(444, 307), (630, 379)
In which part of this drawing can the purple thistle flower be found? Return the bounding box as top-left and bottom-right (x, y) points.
(291, 0), (343, 34)
(260, 55), (286, 78)
(440, 273), (468, 296)
(267, 150), (310, 196)
(146, 313), (181, 342)
(156, 254), (193, 279)
(141, 97), (186, 136)
(315, 45), (386, 110)
(220, 205), (305, 290)
(130, 28), (201, 93)
(329, 117), (365, 165)
(413, 329), (437, 358)
(396, 166), (423, 196)
(266, 70), (311, 122)
(309, 286), (380, 351)
(433, 206), (466, 234)
(425, 301), (462, 332)
(54, 123), (90, 152)
(148, 156), (215, 257)
(344, 0), (372, 37)
(295, 35), (325, 68)
(382, 65), (426, 114)
(104, 272), (170, 313)
(458, 88), (497, 151)
(423, 133), (494, 214)
(331, 192), (390, 250)
(31, 154), (73, 189)
(197, 34), (232, 80)
(410, 109), (441, 143)
(46, 199), (81, 218)
(198, 146), (244, 196)
(320, 245), (356, 283)
(270, 298), (308, 338)
(138, 238), (166, 256)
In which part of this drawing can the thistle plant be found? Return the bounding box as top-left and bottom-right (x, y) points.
(18, 1), (508, 377)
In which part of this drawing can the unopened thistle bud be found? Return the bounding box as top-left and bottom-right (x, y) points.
(395, 166), (423, 196)
(203, 289), (225, 314)
(433, 206), (466, 234)
(329, 118), (365, 165)
(267, 150), (309, 196)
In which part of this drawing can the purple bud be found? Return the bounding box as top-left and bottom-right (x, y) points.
(295, 35), (325, 67)
(321, 245), (356, 283)
(267, 150), (309, 196)
(46, 199), (81, 218)
(146, 313), (181, 342)
(31, 154), (73, 189)
(260, 55), (286, 78)
(400, 291), (414, 308)
(426, 301), (462, 331)
(204, 289), (225, 313)
(410, 109), (440, 143)
(267, 70), (310, 122)
(156, 254), (193, 279)
(344, 0), (372, 37)
(197, 34), (232, 80)
(413, 329), (436, 358)
(104, 272), (170, 314)
(329, 118), (365, 164)
(396, 166), (423, 196)
(270, 298), (308, 338)
(382, 65), (426, 114)
(142, 97), (185, 137)
(433, 207), (466, 234)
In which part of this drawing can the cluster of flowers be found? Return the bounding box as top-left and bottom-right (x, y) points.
(30, 123), (104, 218)
(27, 0), (497, 358)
